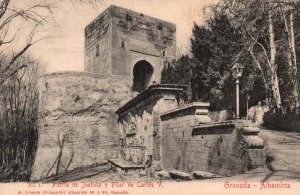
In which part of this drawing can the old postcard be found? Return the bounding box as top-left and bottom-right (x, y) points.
(0, 0), (300, 194)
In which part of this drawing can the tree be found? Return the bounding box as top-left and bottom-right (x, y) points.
(161, 55), (193, 101)
(0, 0), (103, 181)
(219, 0), (283, 111)
(218, 0), (300, 113)
(0, 0), (103, 84)
(277, 0), (300, 112)
(190, 11), (247, 110)
(162, 2), (268, 114)
(0, 0), (55, 82)
(0, 56), (44, 181)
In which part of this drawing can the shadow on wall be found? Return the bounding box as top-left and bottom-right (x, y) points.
(192, 125), (234, 136)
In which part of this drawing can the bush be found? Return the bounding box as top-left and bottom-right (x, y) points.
(263, 111), (300, 132)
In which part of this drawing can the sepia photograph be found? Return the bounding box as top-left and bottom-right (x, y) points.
(0, 0), (300, 194)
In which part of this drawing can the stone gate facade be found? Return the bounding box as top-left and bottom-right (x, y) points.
(32, 5), (266, 180)
(32, 5), (177, 180)
(84, 5), (176, 92)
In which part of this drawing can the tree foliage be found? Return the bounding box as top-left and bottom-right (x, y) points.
(162, 0), (300, 115)
(162, 10), (265, 112)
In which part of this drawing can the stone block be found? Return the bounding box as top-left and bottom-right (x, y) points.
(155, 171), (170, 180)
(243, 135), (264, 149)
(242, 127), (260, 135)
(169, 170), (192, 181)
(192, 170), (223, 179)
(195, 115), (212, 124)
(195, 109), (209, 115)
(248, 149), (266, 166)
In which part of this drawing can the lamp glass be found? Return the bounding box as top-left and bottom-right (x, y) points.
(231, 63), (244, 79)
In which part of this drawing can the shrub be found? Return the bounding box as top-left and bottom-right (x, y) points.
(263, 111), (300, 132)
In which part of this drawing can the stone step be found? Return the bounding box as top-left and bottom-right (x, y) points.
(169, 170), (192, 181)
(192, 170), (223, 179)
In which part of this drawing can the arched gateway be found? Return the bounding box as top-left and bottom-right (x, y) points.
(133, 60), (153, 92)
(84, 5), (176, 92)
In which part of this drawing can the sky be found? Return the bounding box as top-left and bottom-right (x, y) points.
(28, 0), (219, 73)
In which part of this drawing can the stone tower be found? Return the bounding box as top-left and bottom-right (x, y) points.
(84, 5), (176, 92)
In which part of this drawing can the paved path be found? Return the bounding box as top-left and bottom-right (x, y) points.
(259, 128), (300, 172)
(213, 128), (300, 182)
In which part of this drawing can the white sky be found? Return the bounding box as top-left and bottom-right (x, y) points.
(28, 0), (219, 73)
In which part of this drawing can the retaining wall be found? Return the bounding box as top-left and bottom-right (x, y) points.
(31, 72), (133, 180)
(160, 103), (266, 176)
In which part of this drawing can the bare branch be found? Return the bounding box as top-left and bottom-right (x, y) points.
(0, 0), (10, 19)
(248, 43), (269, 91)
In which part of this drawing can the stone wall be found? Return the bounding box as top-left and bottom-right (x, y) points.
(116, 85), (186, 166)
(160, 103), (266, 176)
(84, 5), (176, 84)
(84, 8), (111, 74)
(110, 5), (176, 82)
(31, 72), (133, 180)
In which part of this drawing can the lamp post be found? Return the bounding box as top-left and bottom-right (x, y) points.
(246, 95), (250, 120)
(231, 63), (244, 119)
